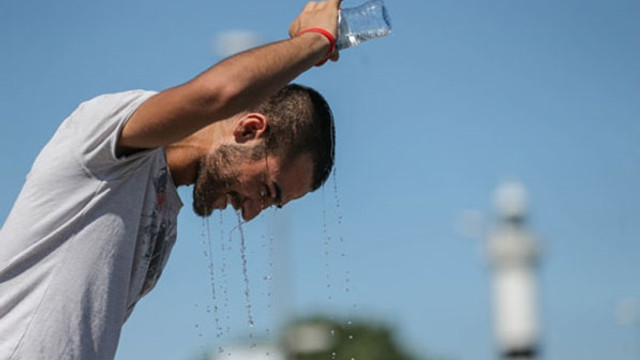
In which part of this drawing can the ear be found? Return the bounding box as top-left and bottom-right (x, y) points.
(233, 113), (268, 144)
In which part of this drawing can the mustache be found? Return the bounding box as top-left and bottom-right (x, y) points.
(191, 143), (252, 217)
(193, 170), (239, 217)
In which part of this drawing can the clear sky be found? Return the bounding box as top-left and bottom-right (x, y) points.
(1, 0), (639, 359)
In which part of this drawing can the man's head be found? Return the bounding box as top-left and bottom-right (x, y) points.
(192, 84), (335, 220)
(252, 83), (335, 191)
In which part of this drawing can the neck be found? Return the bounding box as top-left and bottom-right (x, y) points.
(165, 144), (200, 186)
(166, 113), (245, 186)
(165, 122), (230, 186)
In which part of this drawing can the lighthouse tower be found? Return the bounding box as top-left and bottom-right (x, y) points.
(487, 182), (541, 360)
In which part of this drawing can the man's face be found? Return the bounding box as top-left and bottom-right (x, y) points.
(193, 144), (314, 221)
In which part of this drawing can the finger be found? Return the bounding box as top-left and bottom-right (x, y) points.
(329, 51), (340, 62)
(303, 1), (318, 11)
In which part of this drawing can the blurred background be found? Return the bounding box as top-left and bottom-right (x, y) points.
(1, 0), (639, 359)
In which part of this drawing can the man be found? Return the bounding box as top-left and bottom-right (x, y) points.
(0, 0), (341, 359)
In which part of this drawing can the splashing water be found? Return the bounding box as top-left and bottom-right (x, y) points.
(331, 169), (359, 348)
(220, 211), (232, 334)
(321, 185), (338, 345)
(192, 167), (355, 359)
(203, 215), (223, 338)
(234, 210), (255, 329)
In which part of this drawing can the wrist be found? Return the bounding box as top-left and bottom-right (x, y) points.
(296, 27), (336, 66)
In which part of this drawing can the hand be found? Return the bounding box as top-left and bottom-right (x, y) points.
(289, 0), (343, 62)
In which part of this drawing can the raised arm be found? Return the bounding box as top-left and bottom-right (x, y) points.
(118, 0), (341, 153)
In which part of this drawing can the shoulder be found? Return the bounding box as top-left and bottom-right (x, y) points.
(79, 90), (158, 112)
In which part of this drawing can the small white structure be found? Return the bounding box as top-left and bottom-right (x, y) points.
(214, 30), (262, 58)
(285, 322), (335, 355)
(211, 344), (285, 360)
(487, 182), (541, 359)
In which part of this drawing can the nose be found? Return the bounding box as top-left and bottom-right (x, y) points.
(241, 198), (265, 221)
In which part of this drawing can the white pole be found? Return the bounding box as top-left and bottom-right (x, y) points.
(488, 182), (541, 360)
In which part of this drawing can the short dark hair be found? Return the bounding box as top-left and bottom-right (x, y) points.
(253, 83), (335, 191)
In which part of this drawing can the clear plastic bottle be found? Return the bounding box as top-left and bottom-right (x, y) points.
(336, 0), (392, 51)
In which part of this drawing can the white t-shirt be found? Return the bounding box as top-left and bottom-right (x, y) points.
(0, 90), (183, 360)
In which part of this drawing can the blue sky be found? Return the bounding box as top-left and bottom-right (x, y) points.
(1, 0), (639, 359)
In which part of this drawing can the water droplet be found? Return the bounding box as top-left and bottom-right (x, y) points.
(235, 211), (255, 328)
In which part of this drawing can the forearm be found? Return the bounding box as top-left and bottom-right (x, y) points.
(190, 31), (331, 123)
(123, 34), (330, 149)
(119, 0), (341, 151)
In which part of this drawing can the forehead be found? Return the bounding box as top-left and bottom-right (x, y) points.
(273, 154), (314, 204)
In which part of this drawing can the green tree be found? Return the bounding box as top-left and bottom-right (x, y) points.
(286, 317), (430, 360)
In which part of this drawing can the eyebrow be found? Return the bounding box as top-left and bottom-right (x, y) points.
(273, 181), (283, 209)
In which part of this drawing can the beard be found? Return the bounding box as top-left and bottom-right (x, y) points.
(192, 144), (243, 217)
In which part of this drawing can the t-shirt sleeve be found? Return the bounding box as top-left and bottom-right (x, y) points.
(67, 89), (158, 176)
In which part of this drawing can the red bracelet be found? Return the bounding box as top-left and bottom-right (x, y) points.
(296, 27), (336, 66)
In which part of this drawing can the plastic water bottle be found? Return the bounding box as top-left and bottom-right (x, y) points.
(336, 0), (392, 51)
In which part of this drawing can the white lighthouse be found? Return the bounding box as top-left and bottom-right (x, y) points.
(487, 182), (541, 360)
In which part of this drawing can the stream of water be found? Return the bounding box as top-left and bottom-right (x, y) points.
(194, 168), (355, 359)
